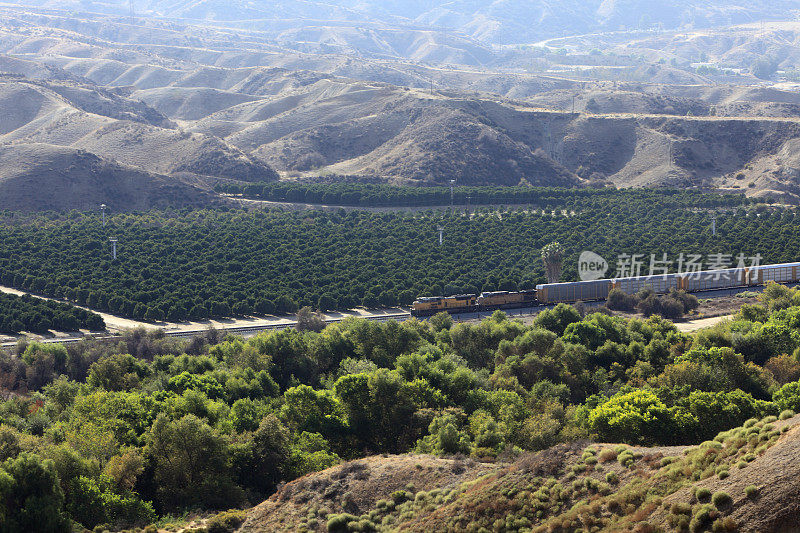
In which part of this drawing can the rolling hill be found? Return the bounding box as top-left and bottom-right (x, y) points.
(0, 143), (213, 211)
(0, 72), (278, 209)
(3, 4), (800, 201)
(240, 414), (800, 532)
(9, 0), (800, 45)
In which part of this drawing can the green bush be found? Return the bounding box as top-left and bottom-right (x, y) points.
(206, 510), (246, 533)
(690, 504), (716, 532)
(774, 382), (800, 412)
(0, 453), (70, 532)
(744, 485), (759, 499)
(711, 491), (732, 508)
(712, 517), (738, 532)
(617, 449), (636, 467)
(598, 449), (617, 463)
(779, 409), (795, 420)
(671, 502), (692, 515)
(327, 513), (357, 532)
(695, 487), (712, 502)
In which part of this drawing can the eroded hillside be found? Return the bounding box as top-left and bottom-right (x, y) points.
(242, 413), (800, 532)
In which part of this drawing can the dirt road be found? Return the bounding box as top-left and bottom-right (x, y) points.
(0, 284), (410, 345)
(675, 314), (732, 332)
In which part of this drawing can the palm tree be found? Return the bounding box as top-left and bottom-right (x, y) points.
(542, 242), (565, 284)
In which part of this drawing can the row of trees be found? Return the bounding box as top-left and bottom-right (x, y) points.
(0, 292), (105, 334)
(217, 182), (748, 209)
(3, 284), (800, 529)
(0, 198), (793, 322)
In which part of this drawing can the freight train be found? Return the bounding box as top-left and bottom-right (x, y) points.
(410, 261), (800, 316)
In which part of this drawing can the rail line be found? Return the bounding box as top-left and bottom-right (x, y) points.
(0, 281), (792, 350)
(1, 312), (411, 348)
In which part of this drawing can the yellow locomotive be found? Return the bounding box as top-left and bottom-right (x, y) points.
(411, 290), (536, 316)
(410, 294), (477, 316)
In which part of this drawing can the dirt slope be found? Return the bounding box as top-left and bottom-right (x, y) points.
(242, 414), (800, 532)
(240, 454), (501, 533)
(0, 143), (213, 211)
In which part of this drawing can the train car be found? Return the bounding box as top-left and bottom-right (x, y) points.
(411, 294), (477, 316)
(748, 262), (800, 285)
(613, 273), (682, 295)
(679, 268), (747, 292)
(536, 279), (611, 304)
(477, 290), (537, 310)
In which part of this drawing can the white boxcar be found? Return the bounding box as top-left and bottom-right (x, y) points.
(613, 273), (682, 295)
(749, 262), (800, 284)
(536, 279), (612, 303)
(681, 268), (746, 292)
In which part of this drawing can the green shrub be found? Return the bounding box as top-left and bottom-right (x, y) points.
(598, 449), (618, 463)
(617, 450), (635, 468)
(712, 491), (732, 508)
(327, 513), (357, 532)
(391, 490), (411, 504)
(206, 510), (246, 533)
(606, 472), (619, 484)
(744, 485), (759, 499)
(695, 487), (712, 502)
(779, 409), (795, 420)
(671, 502), (692, 515)
(690, 504), (716, 533)
(712, 517), (738, 531)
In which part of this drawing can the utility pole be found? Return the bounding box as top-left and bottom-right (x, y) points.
(437, 225), (444, 246)
(449, 179), (456, 210)
(711, 215), (717, 236)
(129, 0), (135, 21)
(109, 238), (118, 260)
(100, 204), (107, 227)
(466, 195), (471, 216)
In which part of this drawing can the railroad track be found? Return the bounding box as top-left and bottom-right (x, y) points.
(1, 312), (412, 348)
(1, 281), (793, 349)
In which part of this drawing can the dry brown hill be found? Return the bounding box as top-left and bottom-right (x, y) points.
(241, 413), (800, 532)
(6, 5), (800, 198)
(0, 143), (213, 211)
